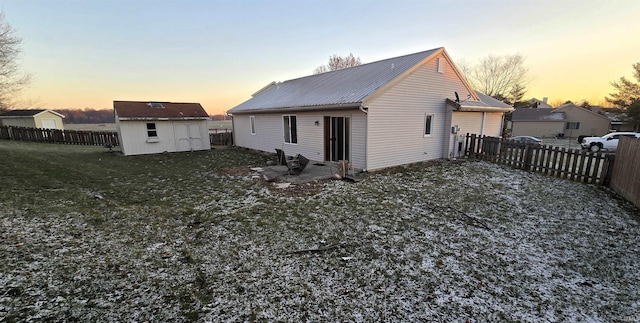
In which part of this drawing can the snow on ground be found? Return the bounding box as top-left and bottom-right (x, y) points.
(1, 158), (639, 322)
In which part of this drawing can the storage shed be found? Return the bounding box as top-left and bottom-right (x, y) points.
(0, 109), (65, 130)
(114, 101), (211, 156)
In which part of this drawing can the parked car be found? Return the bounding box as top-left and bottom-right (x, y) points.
(509, 136), (543, 145)
(580, 132), (640, 152)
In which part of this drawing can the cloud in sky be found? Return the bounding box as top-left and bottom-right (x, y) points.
(2, 0), (640, 113)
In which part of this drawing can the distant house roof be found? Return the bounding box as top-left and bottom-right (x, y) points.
(554, 103), (610, 121)
(512, 108), (566, 121)
(113, 101), (209, 120)
(0, 109), (65, 118)
(230, 47), (467, 114)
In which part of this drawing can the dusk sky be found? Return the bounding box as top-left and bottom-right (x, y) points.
(2, 0), (640, 114)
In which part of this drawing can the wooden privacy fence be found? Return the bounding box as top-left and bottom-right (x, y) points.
(609, 136), (640, 209)
(0, 125), (119, 146)
(465, 133), (615, 185)
(209, 131), (233, 146)
(1, 125), (235, 147)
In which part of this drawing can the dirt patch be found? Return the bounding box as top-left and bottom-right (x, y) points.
(267, 179), (334, 197)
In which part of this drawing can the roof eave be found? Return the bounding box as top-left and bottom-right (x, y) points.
(228, 102), (362, 115)
(446, 98), (514, 113)
(117, 117), (210, 121)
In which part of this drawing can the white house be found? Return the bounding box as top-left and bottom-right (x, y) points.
(0, 109), (65, 130)
(114, 101), (211, 156)
(227, 47), (514, 171)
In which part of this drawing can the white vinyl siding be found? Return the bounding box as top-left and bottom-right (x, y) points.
(232, 109), (367, 170)
(116, 119), (210, 156)
(365, 53), (472, 170)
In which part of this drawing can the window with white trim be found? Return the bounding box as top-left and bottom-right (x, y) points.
(283, 115), (297, 144)
(146, 122), (158, 138)
(424, 114), (434, 136)
(250, 116), (256, 135)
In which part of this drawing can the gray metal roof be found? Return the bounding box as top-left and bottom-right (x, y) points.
(228, 48), (442, 114)
(475, 92), (514, 109)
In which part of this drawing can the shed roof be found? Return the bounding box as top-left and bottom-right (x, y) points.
(113, 101), (209, 120)
(229, 48), (450, 114)
(0, 109), (65, 118)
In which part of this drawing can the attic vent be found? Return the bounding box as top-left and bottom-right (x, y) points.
(437, 58), (444, 73)
(147, 102), (164, 109)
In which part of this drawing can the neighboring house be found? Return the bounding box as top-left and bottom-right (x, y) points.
(528, 97), (553, 109)
(0, 109), (65, 130)
(511, 103), (611, 138)
(227, 47), (514, 171)
(511, 108), (566, 138)
(113, 101), (211, 156)
(606, 111), (636, 132)
(553, 103), (611, 137)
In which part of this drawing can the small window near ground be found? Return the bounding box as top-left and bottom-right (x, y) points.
(283, 115), (297, 144)
(424, 114), (434, 136)
(250, 116), (256, 135)
(147, 123), (158, 137)
(565, 122), (580, 130)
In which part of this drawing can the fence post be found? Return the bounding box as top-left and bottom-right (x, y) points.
(602, 154), (615, 186)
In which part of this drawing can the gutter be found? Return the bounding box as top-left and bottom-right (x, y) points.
(228, 103), (362, 115)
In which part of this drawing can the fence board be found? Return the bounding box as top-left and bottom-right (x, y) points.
(464, 133), (612, 186)
(609, 137), (640, 208)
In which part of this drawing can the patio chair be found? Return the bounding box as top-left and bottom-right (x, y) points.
(275, 149), (309, 175)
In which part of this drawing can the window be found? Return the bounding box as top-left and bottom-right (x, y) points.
(250, 116), (256, 135)
(424, 114), (434, 136)
(566, 122), (580, 130)
(283, 115), (297, 144)
(146, 123), (158, 137)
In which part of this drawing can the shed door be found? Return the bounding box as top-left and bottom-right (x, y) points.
(174, 123), (203, 152)
(41, 118), (57, 129)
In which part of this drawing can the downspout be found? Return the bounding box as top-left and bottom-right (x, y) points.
(359, 105), (368, 171)
(227, 111), (235, 147)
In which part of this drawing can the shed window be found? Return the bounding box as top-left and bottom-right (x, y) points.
(250, 116), (256, 135)
(147, 123), (158, 137)
(424, 114), (434, 136)
(283, 115), (297, 144)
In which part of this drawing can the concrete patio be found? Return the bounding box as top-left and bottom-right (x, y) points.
(255, 160), (341, 184)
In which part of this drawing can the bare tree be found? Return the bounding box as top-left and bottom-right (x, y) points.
(0, 12), (31, 110)
(313, 53), (362, 74)
(461, 54), (529, 104)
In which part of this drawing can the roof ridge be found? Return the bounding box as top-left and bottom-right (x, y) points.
(281, 47), (443, 83)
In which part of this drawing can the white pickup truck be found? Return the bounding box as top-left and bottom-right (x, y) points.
(580, 132), (640, 152)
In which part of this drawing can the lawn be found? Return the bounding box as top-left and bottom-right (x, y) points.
(1, 141), (639, 322)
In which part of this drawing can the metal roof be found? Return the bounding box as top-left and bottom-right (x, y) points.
(228, 48), (443, 114)
(114, 101), (209, 120)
